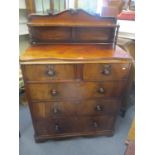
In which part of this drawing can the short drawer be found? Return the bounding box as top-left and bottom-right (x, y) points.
(27, 81), (126, 101)
(32, 99), (121, 119)
(35, 116), (115, 136)
(22, 64), (76, 81)
(83, 63), (130, 81)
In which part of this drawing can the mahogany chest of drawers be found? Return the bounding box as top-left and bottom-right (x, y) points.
(20, 9), (132, 142)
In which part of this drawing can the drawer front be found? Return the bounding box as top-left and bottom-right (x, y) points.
(23, 64), (75, 81)
(28, 81), (126, 101)
(35, 117), (81, 135)
(83, 63), (130, 81)
(35, 116), (114, 136)
(32, 99), (121, 119)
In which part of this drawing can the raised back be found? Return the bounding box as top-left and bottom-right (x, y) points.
(28, 9), (119, 46)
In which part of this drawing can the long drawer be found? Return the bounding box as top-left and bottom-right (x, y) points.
(27, 81), (126, 101)
(32, 99), (121, 119)
(35, 116), (115, 136)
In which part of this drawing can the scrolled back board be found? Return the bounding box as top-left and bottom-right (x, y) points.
(28, 9), (119, 45)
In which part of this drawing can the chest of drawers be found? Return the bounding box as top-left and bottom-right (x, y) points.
(20, 10), (132, 142)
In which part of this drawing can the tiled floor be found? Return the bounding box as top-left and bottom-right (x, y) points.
(19, 102), (134, 155)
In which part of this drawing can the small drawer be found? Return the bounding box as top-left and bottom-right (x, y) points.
(83, 63), (130, 81)
(23, 64), (76, 81)
(28, 81), (126, 101)
(32, 99), (121, 119)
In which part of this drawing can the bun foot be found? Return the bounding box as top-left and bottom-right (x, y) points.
(34, 135), (48, 143)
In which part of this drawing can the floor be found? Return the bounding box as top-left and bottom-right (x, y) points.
(19, 98), (134, 155)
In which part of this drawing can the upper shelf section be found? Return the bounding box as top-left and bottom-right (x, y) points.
(28, 9), (119, 46)
(28, 9), (117, 27)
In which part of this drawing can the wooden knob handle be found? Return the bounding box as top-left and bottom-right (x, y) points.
(53, 108), (58, 114)
(102, 68), (110, 75)
(55, 124), (60, 131)
(46, 65), (56, 77)
(101, 64), (111, 75)
(51, 89), (58, 96)
(93, 122), (98, 128)
(96, 105), (103, 111)
(98, 87), (105, 94)
(47, 69), (56, 77)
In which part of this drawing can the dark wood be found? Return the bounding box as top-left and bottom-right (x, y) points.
(27, 81), (126, 101)
(27, 9), (118, 45)
(28, 9), (116, 27)
(28, 26), (117, 44)
(76, 64), (83, 80)
(23, 64), (76, 81)
(35, 115), (115, 136)
(34, 130), (114, 141)
(83, 63), (131, 81)
(20, 9), (132, 142)
(20, 44), (132, 62)
(31, 99), (121, 119)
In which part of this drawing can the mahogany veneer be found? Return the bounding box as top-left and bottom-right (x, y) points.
(20, 9), (132, 142)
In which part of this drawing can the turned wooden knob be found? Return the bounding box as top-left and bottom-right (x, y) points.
(51, 89), (58, 96)
(53, 108), (58, 114)
(101, 64), (111, 75)
(47, 69), (56, 77)
(96, 105), (103, 111)
(98, 87), (105, 94)
(102, 68), (110, 75)
(93, 122), (98, 128)
(55, 124), (60, 131)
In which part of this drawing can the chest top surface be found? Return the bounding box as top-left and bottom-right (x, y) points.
(20, 44), (132, 64)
